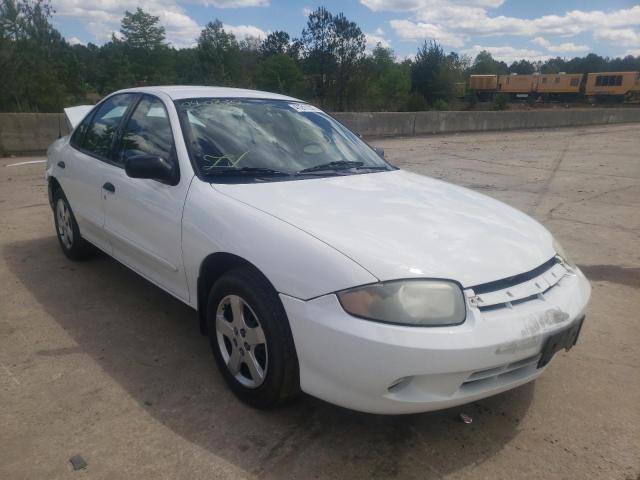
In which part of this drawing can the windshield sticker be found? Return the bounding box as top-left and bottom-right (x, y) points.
(289, 103), (322, 113)
(178, 98), (241, 109)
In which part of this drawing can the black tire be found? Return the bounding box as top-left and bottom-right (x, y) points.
(206, 267), (300, 408)
(52, 188), (95, 260)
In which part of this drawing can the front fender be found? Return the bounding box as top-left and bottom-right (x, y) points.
(181, 179), (377, 303)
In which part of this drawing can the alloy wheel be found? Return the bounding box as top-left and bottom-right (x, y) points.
(215, 294), (268, 388)
(56, 199), (74, 249)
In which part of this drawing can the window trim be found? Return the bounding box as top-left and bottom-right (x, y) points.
(69, 92), (141, 167)
(113, 93), (181, 186)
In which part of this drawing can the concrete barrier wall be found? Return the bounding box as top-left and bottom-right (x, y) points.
(333, 108), (640, 137)
(1, 108), (639, 155)
(0, 113), (70, 155)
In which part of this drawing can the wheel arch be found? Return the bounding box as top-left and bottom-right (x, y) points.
(197, 252), (280, 335)
(48, 176), (62, 210)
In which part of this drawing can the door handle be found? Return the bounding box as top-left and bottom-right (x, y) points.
(102, 182), (115, 193)
(57, 161), (65, 168)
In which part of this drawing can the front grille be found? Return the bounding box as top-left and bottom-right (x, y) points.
(468, 257), (569, 311)
(471, 257), (559, 294)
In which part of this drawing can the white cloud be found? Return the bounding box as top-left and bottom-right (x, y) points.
(365, 32), (391, 49)
(532, 36), (589, 54)
(625, 48), (640, 57)
(461, 45), (550, 63)
(223, 23), (267, 40)
(362, 0), (505, 12)
(594, 28), (640, 48)
(302, 6), (312, 17)
(390, 19), (466, 47)
(158, 10), (202, 47)
(52, 0), (268, 47)
(186, 0), (268, 7)
(375, 1), (640, 55)
(67, 36), (85, 45)
(414, 5), (640, 37)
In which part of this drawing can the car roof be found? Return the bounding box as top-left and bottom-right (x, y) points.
(114, 85), (304, 102)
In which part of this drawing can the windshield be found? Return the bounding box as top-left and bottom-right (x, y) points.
(175, 98), (392, 180)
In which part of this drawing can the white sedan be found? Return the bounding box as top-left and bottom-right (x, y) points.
(46, 86), (591, 414)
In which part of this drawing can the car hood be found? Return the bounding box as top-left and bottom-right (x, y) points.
(212, 170), (555, 288)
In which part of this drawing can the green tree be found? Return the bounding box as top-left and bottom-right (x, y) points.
(0, 0), (69, 111)
(196, 20), (240, 85)
(96, 35), (135, 93)
(411, 40), (456, 105)
(238, 36), (261, 87)
(0, 0), (23, 40)
(301, 7), (335, 106)
(259, 30), (290, 57)
(364, 44), (410, 111)
(174, 46), (199, 84)
(564, 53), (608, 73)
(332, 12), (365, 111)
(540, 57), (566, 74)
(118, 8), (173, 86)
(509, 59), (535, 74)
(287, 38), (303, 62)
(255, 53), (303, 95)
(471, 50), (508, 75)
(120, 7), (166, 50)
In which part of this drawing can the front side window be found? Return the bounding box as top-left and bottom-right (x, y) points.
(70, 111), (94, 147)
(80, 94), (137, 160)
(175, 98), (392, 181)
(118, 96), (174, 165)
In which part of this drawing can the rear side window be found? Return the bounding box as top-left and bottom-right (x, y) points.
(118, 96), (174, 165)
(77, 94), (137, 160)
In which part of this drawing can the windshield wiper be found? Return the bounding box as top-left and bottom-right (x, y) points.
(205, 167), (291, 177)
(350, 165), (390, 170)
(296, 160), (364, 174)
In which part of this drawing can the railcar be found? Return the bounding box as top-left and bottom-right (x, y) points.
(585, 72), (640, 102)
(497, 74), (535, 94)
(535, 73), (582, 94)
(468, 71), (640, 102)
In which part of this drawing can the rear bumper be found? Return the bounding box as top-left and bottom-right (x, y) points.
(281, 268), (590, 414)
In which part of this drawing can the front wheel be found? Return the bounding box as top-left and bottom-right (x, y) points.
(206, 267), (300, 408)
(53, 189), (95, 260)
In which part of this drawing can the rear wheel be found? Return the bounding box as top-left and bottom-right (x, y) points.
(53, 189), (95, 260)
(206, 267), (300, 408)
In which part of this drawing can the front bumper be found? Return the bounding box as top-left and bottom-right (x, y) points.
(281, 268), (591, 414)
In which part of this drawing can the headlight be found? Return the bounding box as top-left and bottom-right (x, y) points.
(553, 238), (576, 269)
(337, 280), (466, 326)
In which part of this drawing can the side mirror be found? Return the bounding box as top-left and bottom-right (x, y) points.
(373, 146), (385, 158)
(124, 155), (177, 185)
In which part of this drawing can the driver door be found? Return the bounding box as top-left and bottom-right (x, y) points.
(101, 94), (190, 301)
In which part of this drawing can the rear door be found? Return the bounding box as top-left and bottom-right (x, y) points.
(62, 93), (138, 252)
(101, 94), (190, 301)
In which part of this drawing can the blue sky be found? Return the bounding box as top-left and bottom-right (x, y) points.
(52, 0), (640, 62)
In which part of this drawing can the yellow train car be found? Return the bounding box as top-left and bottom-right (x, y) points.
(497, 74), (535, 94)
(469, 75), (497, 91)
(585, 72), (640, 98)
(535, 73), (582, 94)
